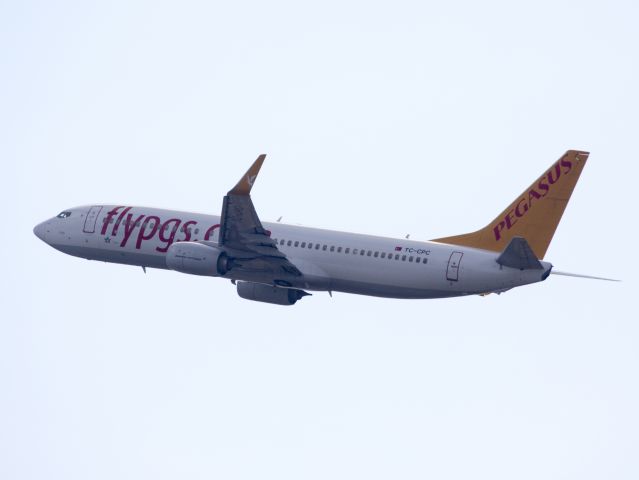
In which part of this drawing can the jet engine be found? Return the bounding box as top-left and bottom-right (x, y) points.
(165, 242), (230, 276)
(236, 281), (309, 306)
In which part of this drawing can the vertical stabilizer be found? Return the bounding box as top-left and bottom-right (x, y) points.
(432, 150), (589, 259)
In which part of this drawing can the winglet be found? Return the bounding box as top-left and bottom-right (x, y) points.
(228, 154), (266, 195)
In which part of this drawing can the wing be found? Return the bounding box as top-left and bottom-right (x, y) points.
(216, 155), (303, 283)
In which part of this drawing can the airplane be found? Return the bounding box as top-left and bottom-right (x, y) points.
(33, 150), (616, 305)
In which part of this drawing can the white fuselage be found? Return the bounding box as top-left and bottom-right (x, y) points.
(34, 205), (552, 299)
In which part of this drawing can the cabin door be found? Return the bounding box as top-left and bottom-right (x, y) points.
(446, 251), (463, 281)
(83, 205), (103, 233)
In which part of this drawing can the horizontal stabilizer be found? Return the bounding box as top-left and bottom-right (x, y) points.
(551, 270), (620, 282)
(496, 236), (543, 270)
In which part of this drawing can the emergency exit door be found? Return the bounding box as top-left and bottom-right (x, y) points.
(446, 251), (463, 281)
(83, 205), (103, 233)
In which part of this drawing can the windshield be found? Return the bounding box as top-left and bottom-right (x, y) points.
(56, 211), (72, 218)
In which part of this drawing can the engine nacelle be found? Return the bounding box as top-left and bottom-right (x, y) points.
(165, 242), (230, 276)
(236, 282), (309, 306)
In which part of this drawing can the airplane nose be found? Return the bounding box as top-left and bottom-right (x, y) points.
(33, 221), (48, 242)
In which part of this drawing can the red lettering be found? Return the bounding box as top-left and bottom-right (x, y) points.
(120, 214), (145, 247)
(101, 206), (123, 235)
(561, 158), (573, 175)
(537, 177), (549, 196)
(493, 220), (506, 241)
(504, 209), (517, 229)
(547, 162), (562, 185)
(528, 188), (542, 210)
(514, 198), (529, 217)
(204, 224), (220, 241)
(174, 220), (197, 243)
(136, 216), (160, 249)
(156, 218), (181, 253)
(112, 207), (132, 236)
(488, 156), (577, 245)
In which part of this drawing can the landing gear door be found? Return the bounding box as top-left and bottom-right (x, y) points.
(446, 251), (463, 281)
(83, 205), (103, 233)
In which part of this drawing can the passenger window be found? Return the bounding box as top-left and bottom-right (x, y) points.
(330, 246), (335, 252)
(409, 256), (414, 262)
(195, 228), (199, 234)
(353, 249), (358, 255)
(402, 255), (406, 261)
(367, 251), (372, 256)
(280, 239), (285, 245)
(308, 243), (313, 249)
(301, 242), (306, 248)
(374, 252), (379, 258)
(322, 245), (327, 251)
(416, 257), (421, 263)
(294, 241), (299, 247)
(337, 247), (342, 253)
(315, 244), (320, 250)
(287, 240), (292, 246)
(345, 248), (350, 254)
(360, 250), (365, 256)
(395, 254), (400, 260)
(381, 252), (386, 258)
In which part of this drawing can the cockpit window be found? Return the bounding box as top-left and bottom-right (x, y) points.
(56, 211), (72, 218)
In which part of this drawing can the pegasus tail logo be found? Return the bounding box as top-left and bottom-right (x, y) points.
(432, 150), (589, 259)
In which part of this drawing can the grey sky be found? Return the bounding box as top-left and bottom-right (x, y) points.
(1, 1), (637, 479)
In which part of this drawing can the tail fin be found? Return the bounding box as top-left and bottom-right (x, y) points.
(432, 150), (589, 259)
